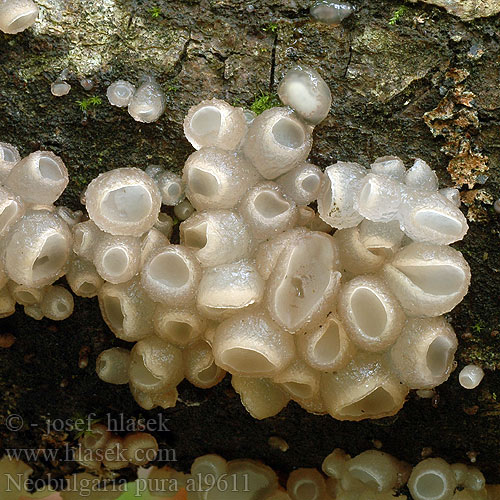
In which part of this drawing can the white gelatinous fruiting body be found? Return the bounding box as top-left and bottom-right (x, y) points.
(0, 66), (473, 419)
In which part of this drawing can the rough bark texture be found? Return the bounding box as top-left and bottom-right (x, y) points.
(1, 0), (500, 494)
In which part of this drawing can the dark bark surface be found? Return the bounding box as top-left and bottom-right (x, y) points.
(1, 0), (500, 493)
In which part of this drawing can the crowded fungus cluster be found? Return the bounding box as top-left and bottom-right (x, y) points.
(1, 446), (499, 499)
(0, 67), (472, 422)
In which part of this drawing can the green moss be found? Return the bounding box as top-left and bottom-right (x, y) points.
(150, 6), (162, 18)
(472, 320), (486, 334)
(250, 92), (280, 115)
(263, 22), (279, 34)
(389, 5), (408, 25)
(76, 96), (102, 112)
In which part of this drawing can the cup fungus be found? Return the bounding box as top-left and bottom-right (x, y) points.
(184, 98), (248, 150)
(127, 76), (166, 123)
(310, 1), (355, 25)
(0, 0), (39, 34)
(0, 66), (472, 419)
(107, 80), (136, 107)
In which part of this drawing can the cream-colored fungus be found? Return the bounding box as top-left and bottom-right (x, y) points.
(459, 364), (485, 390)
(310, 1), (355, 25)
(0, 67), (473, 419)
(277, 67), (332, 125)
(51, 80), (71, 97)
(107, 80), (136, 107)
(95, 347), (131, 385)
(127, 76), (166, 123)
(1, 444), (497, 498)
(85, 167), (162, 237)
(0, 0), (39, 34)
(242, 107), (313, 179)
(184, 98), (248, 150)
(0, 142), (20, 182)
(5, 150), (69, 205)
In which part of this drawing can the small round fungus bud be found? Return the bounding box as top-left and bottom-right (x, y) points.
(184, 99), (247, 150)
(96, 347), (131, 385)
(213, 310), (295, 378)
(231, 375), (290, 420)
(127, 77), (166, 123)
(144, 164), (164, 181)
(5, 151), (69, 205)
(287, 469), (326, 500)
(183, 340), (226, 388)
(51, 80), (71, 97)
(238, 181), (298, 240)
(98, 278), (155, 341)
(494, 199), (500, 214)
(276, 163), (323, 205)
(141, 245), (201, 305)
(40, 285), (74, 321)
(107, 80), (136, 108)
(183, 147), (261, 210)
(0, 142), (20, 183)
(123, 432), (159, 466)
(0, 0), (39, 34)
(310, 1), (355, 25)
(93, 233), (141, 284)
(277, 67), (332, 125)
(23, 303), (42, 320)
(156, 170), (185, 206)
(80, 78), (95, 91)
(242, 107), (313, 179)
(459, 364), (484, 390)
(173, 199), (195, 221)
(2, 210), (72, 288)
(180, 210), (253, 267)
(317, 161), (367, 229)
(408, 458), (456, 500)
(85, 167), (162, 237)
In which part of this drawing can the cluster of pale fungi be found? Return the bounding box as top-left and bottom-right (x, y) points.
(0, 66), (483, 420)
(1, 446), (499, 500)
(75, 424), (159, 471)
